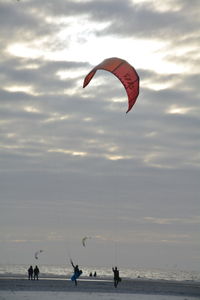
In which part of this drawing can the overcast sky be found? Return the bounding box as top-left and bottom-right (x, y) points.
(0, 0), (199, 272)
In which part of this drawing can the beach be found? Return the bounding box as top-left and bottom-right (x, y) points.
(0, 278), (199, 299)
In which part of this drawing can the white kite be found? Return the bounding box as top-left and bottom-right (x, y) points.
(34, 250), (44, 260)
(82, 236), (91, 247)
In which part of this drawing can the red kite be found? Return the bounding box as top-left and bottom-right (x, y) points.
(83, 57), (139, 113)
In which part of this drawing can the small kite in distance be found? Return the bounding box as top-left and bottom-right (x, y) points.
(34, 250), (44, 260)
(83, 57), (139, 113)
(82, 236), (91, 247)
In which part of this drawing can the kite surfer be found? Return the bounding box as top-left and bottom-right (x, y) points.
(112, 266), (121, 288)
(70, 259), (82, 286)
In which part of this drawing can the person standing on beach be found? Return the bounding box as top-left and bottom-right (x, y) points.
(28, 265), (33, 280)
(33, 265), (40, 280)
(70, 259), (81, 286)
(112, 266), (120, 288)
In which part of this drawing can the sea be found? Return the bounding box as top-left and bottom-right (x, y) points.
(0, 264), (199, 282)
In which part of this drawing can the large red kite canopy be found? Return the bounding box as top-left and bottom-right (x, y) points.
(83, 57), (139, 113)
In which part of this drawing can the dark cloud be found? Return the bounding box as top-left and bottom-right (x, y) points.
(1, 0), (199, 47)
(0, 57), (88, 93)
(0, 1), (57, 48)
(24, 0), (200, 40)
(96, 0), (200, 40)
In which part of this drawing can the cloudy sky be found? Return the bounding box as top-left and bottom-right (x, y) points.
(0, 0), (199, 271)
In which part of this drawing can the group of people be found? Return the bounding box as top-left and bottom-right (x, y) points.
(89, 271), (97, 277)
(28, 262), (121, 288)
(28, 265), (40, 280)
(71, 260), (121, 288)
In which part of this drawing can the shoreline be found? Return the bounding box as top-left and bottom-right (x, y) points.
(0, 277), (199, 297)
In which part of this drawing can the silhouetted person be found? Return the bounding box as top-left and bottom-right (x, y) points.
(28, 265), (33, 280)
(71, 260), (80, 286)
(94, 271), (97, 277)
(89, 272), (92, 277)
(112, 266), (120, 288)
(34, 265), (40, 280)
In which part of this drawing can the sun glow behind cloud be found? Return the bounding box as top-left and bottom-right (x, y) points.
(23, 106), (40, 113)
(7, 15), (189, 81)
(48, 148), (87, 157)
(4, 85), (35, 94)
(167, 105), (193, 115)
(132, 0), (182, 12)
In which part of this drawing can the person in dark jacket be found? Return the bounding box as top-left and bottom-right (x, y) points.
(34, 265), (40, 280)
(112, 266), (121, 287)
(28, 265), (33, 280)
(71, 259), (81, 286)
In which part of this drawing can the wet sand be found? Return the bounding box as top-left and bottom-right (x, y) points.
(0, 277), (199, 297)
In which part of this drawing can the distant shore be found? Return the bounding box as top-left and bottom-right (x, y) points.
(0, 277), (199, 297)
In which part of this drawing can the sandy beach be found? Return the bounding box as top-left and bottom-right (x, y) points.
(0, 278), (199, 299)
